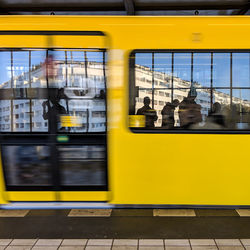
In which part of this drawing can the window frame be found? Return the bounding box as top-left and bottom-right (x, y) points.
(0, 47), (107, 135)
(129, 49), (250, 134)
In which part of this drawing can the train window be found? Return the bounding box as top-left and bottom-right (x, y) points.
(129, 51), (250, 131)
(0, 49), (106, 133)
(2, 146), (51, 188)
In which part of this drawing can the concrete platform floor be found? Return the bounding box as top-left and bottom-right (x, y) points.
(0, 209), (249, 240)
(0, 238), (250, 249)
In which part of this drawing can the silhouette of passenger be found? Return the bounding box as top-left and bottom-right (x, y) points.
(98, 89), (105, 99)
(161, 99), (179, 129)
(178, 88), (202, 129)
(136, 96), (158, 128)
(42, 88), (67, 132)
(206, 102), (226, 128)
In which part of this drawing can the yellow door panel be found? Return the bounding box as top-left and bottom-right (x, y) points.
(60, 191), (108, 201)
(0, 35), (47, 48)
(0, 34), (105, 49)
(0, 31), (108, 203)
(52, 35), (105, 49)
(8, 192), (56, 202)
(7, 191), (109, 202)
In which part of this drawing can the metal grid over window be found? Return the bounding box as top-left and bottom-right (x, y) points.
(0, 49), (107, 133)
(129, 50), (250, 131)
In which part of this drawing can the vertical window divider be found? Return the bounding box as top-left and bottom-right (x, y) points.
(28, 51), (31, 88)
(152, 52), (155, 109)
(210, 52), (213, 112)
(171, 52), (174, 102)
(64, 51), (69, 114)
(103, 51), (106, 88)
(10, 51), (13, 132)
(191, 52), (193, 85)
(84, 51), (89, 132)
(46, 50), (49, 89)
(45, 49), (50, 133)
(103, 51), (107, 133)
(84, 51), (88, 82)
(230, 52), (233, 108)
(86, 109), (89, 133)
(70, 51), (73, 86)
(29, 50), (32, 132)
(65, 51), (68, 87)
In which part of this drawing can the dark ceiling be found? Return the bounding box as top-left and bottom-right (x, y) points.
(0, 0), (250, 15)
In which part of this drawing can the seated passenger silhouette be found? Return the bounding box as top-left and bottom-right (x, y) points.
(202, 102), (226, 129)
(136, 96), (158, 128)
(209, 102), (226, 127)
(178, 88), (202, 129)
(161, 99), (179, 129)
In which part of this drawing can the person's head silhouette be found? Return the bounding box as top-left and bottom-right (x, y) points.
(173, 99), (180, 107)
(212, 102), (221, 113)
(143, 96), (150, 106)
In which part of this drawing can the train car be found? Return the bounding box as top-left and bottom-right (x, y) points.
(0, 16), (249, 208)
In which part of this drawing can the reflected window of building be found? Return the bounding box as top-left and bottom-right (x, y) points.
(213, 53), (230, 88)
(233, 53), (250, 88)
(193, 53), (211, 88)
(129, 51), (250, 131)
(174, 53), (191, 87)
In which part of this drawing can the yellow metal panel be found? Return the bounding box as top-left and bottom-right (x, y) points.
(8, 192), (55, 201)
(110, 132), (250, 205)
(0, 152), (8, 204)
(7, 191), (108, 202)
(0, 35), (47, 48)
(52, 35), (105, 49)
(60, 191), (108, 201)
(0, 35), (104, 48)
(0, 16), (250, 205)
(7, 191), (109, 202)
(106, 16), (250, 205)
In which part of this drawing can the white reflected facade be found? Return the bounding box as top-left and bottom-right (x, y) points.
(0, 59), (106, 133)
(135, 64), (250, 127)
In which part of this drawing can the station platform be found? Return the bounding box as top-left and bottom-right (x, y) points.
(0, 208), (250, 249)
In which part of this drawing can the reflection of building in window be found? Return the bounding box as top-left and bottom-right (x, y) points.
(134, 61), (250, 128)
(0, 50), (106, 133)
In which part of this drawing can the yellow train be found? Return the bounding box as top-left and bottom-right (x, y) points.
(0, 16), (249, 208)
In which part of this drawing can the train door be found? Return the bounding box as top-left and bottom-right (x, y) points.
(0, 32), (108, 202)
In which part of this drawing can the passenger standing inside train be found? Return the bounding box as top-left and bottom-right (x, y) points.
(42, 88), (67, 132)
(137, 96), (158, 128)
(161, 99), (179, 129)
(178, 87), (202, 129)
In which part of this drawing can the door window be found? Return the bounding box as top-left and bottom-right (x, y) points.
(0, 49), (106, 133)
(0, 47), (107, 191)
